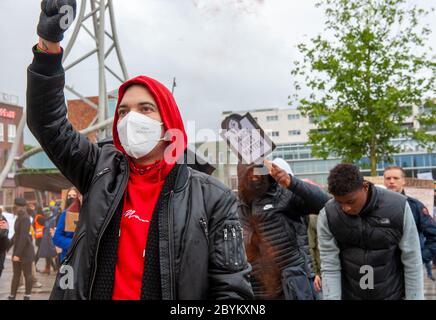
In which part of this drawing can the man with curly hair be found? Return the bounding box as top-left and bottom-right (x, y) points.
(317, 163), (424, 300)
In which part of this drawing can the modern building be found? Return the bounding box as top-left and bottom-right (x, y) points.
(220, 104), (436, 186)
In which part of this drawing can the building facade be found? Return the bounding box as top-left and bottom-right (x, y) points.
(0, 93), (25, 208)
(220, 105), (436, 186)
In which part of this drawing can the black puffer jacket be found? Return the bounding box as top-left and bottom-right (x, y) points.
(26, 49), (253, 300)
(325, 184), (406, 300)
(237, 165), (329, 299)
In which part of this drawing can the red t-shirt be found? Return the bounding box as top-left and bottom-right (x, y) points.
(112, 159), (174, 300)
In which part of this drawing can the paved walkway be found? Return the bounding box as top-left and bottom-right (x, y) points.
(0, 254), (56, 300)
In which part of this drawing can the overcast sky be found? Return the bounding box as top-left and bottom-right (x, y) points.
(0, 0), (434, 145)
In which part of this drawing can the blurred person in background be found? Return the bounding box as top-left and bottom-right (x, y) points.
(0, 207), (10, 278)
(33, 205), (45, 269)
(308, 214), (322, 298)
(237, 158), (329, 299)
(36, 207), (58, 275)
(383, 166), (436, 281)
(53, 187), (81, 263)
(8, 198), (35, 300)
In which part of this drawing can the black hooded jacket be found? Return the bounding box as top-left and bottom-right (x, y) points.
(27, 48), (253, 300)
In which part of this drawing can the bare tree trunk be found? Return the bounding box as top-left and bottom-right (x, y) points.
(370, 139), (377, 176)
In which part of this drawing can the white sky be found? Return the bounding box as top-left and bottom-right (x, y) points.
(0, 0), (434, 145)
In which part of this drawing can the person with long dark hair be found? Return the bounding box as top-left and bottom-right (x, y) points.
(8, 198), (35, 300)
(53, 187), (81, 263)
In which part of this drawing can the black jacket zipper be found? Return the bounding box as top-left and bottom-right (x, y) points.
(223, 227), (229, 266)
(231, 226), (238, 267)
(199, 218), (209, 245)
(88, 160), (129, 299)
(167, 190), (176, 299)
(91, 167), (111, 185)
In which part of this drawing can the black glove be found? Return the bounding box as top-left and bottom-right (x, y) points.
(37, 0), (77, 43)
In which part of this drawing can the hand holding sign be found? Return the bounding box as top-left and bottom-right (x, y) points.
(264, 160), (292, 189)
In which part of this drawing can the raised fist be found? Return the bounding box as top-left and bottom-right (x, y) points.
(37, 0), (77, 43)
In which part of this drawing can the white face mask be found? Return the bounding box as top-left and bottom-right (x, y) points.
(117, 111), (164, 159)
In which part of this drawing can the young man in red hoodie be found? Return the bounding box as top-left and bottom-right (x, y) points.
(27, 0), (253, 300)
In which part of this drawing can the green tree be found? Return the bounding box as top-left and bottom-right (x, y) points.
(291, 0), (436, 175)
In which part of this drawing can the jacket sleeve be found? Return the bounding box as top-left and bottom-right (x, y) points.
(399, 202), (424, 300)
(287, 176), (331, 216)
(416, 203), (436, 240)
(207, 188), (254, 300)
(14, 217), (31, 259)
(308, 215), (321, 275)
(26, 46), (99, 195)
(317, 209), (342, 300)
(53, 211), (72, 250)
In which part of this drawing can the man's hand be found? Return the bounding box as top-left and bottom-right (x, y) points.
(313, 275), (322, 292)
(12, 256), (20, 262)
(0, 220), (8, 230)
(49, 228), (55, 237)
(264, 160), (292, 189)
(37, 0), (77, 43)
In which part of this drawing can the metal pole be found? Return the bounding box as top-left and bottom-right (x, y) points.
(97, 0), (107, 139)
(108, 0), (129, 81)
(16, 116), (115, 164)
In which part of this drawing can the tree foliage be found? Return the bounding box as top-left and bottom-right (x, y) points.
(291, 0), (435, 175)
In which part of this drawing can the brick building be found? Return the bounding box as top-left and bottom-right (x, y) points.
(0, 93), (25, 208)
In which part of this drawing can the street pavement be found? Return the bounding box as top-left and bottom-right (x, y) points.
(1, 254), (436, 300)
(0, 254), (56, 300)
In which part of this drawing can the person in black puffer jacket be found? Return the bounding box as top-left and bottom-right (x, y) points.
(318, 164), (424, 300)
(237, 160), (329, 300)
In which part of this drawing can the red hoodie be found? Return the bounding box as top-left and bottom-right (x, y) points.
(111, 76), (187, 300)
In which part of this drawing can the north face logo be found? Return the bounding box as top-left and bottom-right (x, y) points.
(377, 218), (390, 225)
(263, 204), (274, 210)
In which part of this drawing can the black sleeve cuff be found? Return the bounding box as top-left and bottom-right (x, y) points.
(29, 44), (64, 77)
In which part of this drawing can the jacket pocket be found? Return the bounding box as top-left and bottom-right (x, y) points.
(214, 222), (247, 272)
(90, 167), (111, 186)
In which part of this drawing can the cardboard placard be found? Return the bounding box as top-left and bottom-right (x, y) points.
(220, 112), (276, 165)
(65, 211), (79, 233)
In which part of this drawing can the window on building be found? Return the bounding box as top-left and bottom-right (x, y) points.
(8, 124), (16, 143)
(288, 114), (300, 120)
(271, 131), (280, 137)
(0, 123), (3, 141)
(266, 115), (278, 121)
(288, 130), (301, 136)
